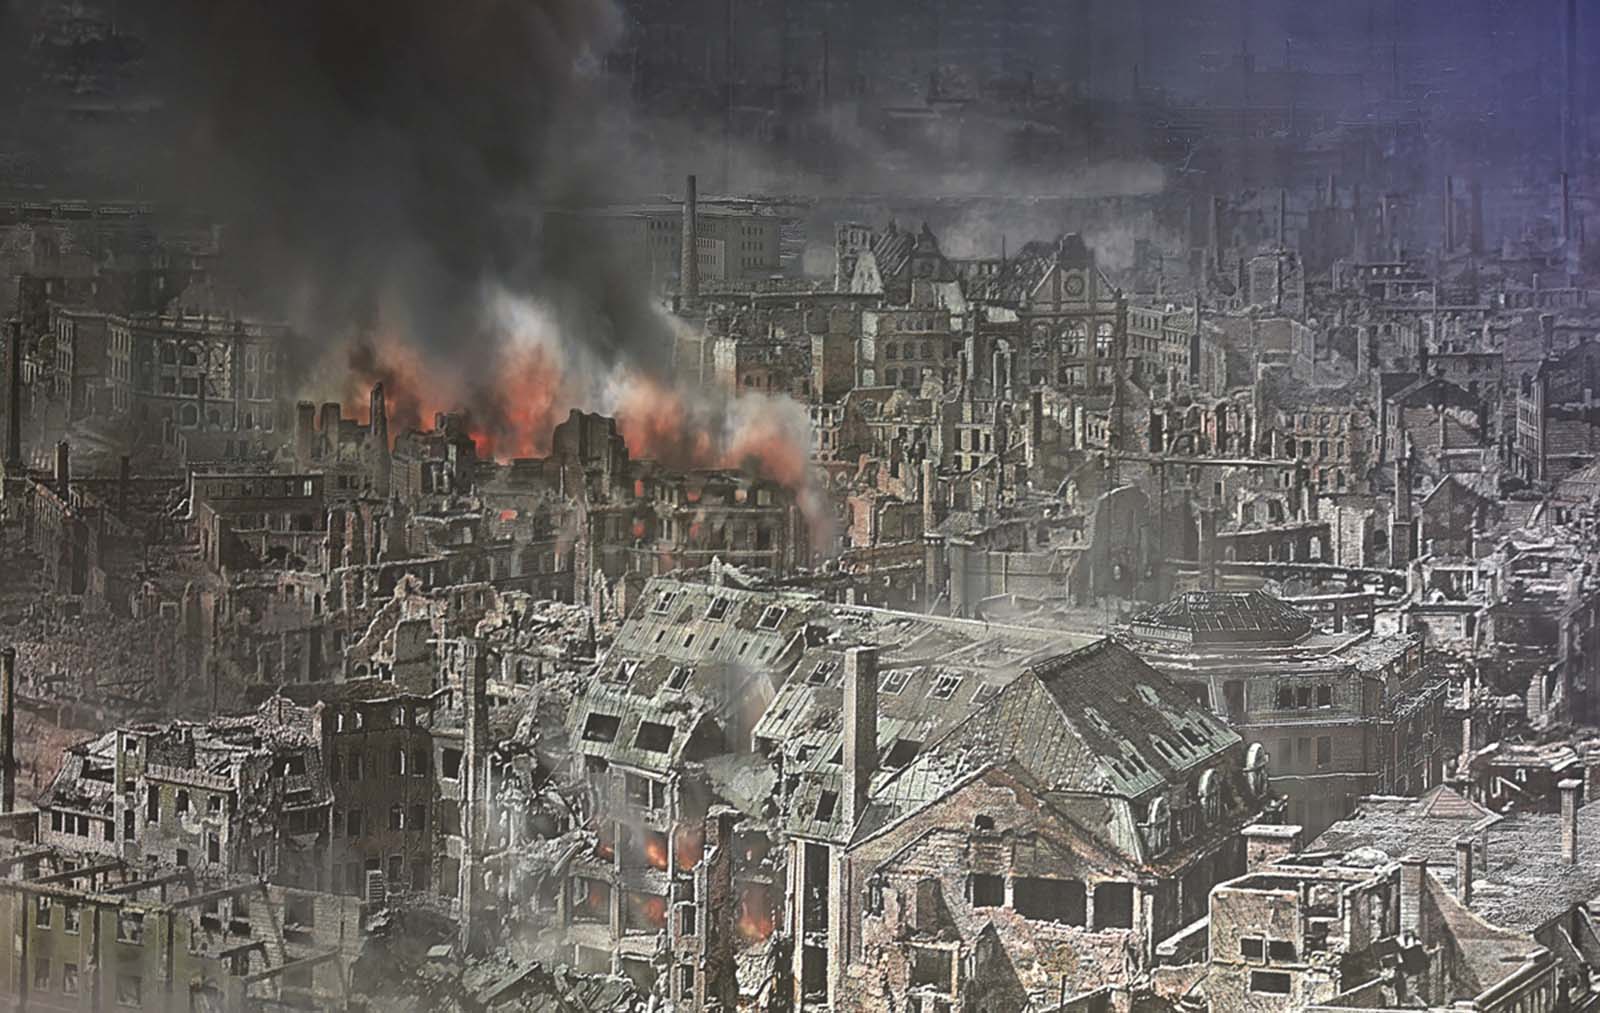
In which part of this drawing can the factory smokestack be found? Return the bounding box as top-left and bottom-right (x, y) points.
(1444, 176), (1456, 253)
(118, 454), (131, 516)
(1562, 172), (1573, 244)
(1563, 0), (1582, 173)
(54, 440), (70, 500)
(681, 174), (701, 311)
(1469, 180), (1484, 255)
(843, 646), (879, 831)
(4, 328), (21, 472)
(1, 647), (14, 813)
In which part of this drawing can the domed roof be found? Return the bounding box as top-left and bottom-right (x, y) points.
(1126, 590), (1313, 647)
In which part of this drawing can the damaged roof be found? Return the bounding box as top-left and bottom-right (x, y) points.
(856, 639), (1242, 849)
(1127, 590), (1314, 646)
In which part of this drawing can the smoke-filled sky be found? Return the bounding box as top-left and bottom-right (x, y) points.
(126, 0), (661, 367)
(0, 0), (1590, 462)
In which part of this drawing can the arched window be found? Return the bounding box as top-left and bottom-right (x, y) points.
(1198, 769), (1221, 824)
(1144, 795), (1171, 855)
(179, 404), (198, 427)
(1245, 742), (1270, 798)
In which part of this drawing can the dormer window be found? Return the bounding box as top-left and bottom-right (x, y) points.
(756, 606), (786, 630)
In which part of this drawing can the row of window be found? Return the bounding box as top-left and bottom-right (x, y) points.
(961, 874), (1137, 930)
(28, 958), (95, 1002)
(338, 803), (429, 837)
(331, 745), (437, 782)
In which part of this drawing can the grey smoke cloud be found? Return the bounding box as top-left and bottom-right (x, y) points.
(119, 0), (669, 382)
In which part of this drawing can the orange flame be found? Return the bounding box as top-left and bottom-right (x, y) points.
(674, 825), (704, 872)
(644, 832), (668, 871)
(628, 892), (667, 929)
(737, 885), (774, 942)
(339, 321), (830, 548)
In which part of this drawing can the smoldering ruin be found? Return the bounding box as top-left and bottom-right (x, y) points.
(0, 0), (1598, 1011)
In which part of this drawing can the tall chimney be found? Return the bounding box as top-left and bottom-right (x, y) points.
(1563, 0), (1581, 173)
(1028, 389), (1044, 467)
(1443, 176), (1456, 253)
(1352, 184), (1365, 260)
(54, 440), (70, 499)
(0, 647), (14, 813)
(295, 401), (316, 467)
(319, 402), (341, 458)
(4, 326), (21, 470)
(1454, 836), (1474, 905)
(681, 174), (701, 311)
(459, 640), (492, 948)
(1394, 452), (1412, 520)
(1469, 180), (1484, 255)
(843, 646), (879, 831)
(1209, 194), (1223, 270)
(1561, 172), (1573, 244)
(369, 383), (388, 447)
(1541, 313), (1556, 357)
(1277, 189), (1288, 248)
(921, 458), (937, 534)
(1561, 778), (1582, 864)
(117, 454), (130, 516)
(1399, 855), (1427, 939)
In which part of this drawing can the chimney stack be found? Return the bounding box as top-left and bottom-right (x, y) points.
(319, 402), (341, 457)
(1561, 778), (1582, 864)
(1208, 194), (1223, 270)
(458, 640), (492, 949)
(1458, 668), (1476, 777)
(54, 440), (70, 500)
(1277, 189), (1288, 248)
(1243, 823), (1302, 869)
(1563, 0), (1581, 173)
(681, 175), (701, 311)
(1561, 172), (1573, 244)
(0, 647), (14, 813)
(1352, 184), (1365, 260)
(1454, 836), (1474, 905)
(1469, 180), (1484, 255)
(1541, 313), (1556, 357)
(369, 383), (388, 447)
(921, 458), (937, 534)
(1443, 176), (1456, 253)
(1399, 855), (1427, 939)
(295, 401), (317, 466)
(117, 454), (130, 516)
(5, 326), (21, 471)
(843, 646), (879, 831)
(1028, 389), (1044, 467)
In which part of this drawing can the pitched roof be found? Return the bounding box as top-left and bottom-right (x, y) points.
(1126, 590), (1314, 646)
(857, 639), (1240, 843)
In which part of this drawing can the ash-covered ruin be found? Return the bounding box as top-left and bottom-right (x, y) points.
(0, 0), (1599, 1011)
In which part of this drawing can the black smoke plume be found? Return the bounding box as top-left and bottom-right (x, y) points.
(121, 0), (669, 376)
